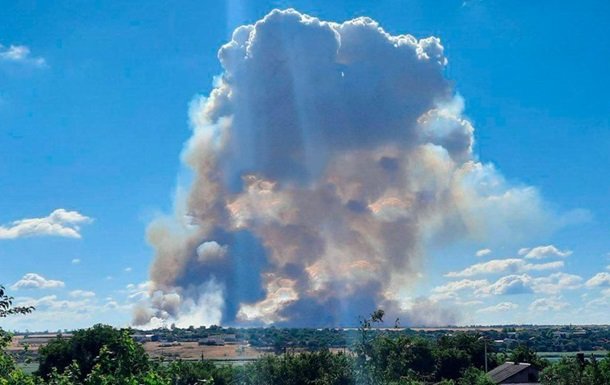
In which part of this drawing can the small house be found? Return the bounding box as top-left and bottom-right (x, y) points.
(487, 361), (539, 384)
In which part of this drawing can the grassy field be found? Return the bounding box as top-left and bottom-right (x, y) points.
(143, 341), (267, 362)
(11, 334), (610, 370)
(17, 362), (38, 375)
(538, 351), (609, 361)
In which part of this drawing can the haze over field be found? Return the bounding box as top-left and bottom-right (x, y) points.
(1, 1), (609, 330)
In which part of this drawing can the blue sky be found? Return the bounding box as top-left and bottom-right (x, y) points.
(1, 0), (609, 330)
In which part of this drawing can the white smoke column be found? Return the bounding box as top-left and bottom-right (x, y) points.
(138, 9), (552, 327)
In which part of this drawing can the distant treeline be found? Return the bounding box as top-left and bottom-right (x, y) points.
(137, 323), (610, 353)
(2, 287), (610, 384)
(1, 321), (610, 384)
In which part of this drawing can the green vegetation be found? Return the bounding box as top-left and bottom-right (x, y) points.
(2, 286), (610, 384)
(3, 324), (500, 384)
(0, 285), (34, 319)
(540, 355), (610, 385)
(37, 325), (150, 380)
(3, 323), (610, 384)
(142, 323), (610, 354)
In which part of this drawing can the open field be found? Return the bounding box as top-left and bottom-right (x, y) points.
(7, 335), (42, 351)
(8, 338), (274, 363)
(142, 341), (267, 362)
(538, 351), (609, 362)
(17, 363), (38, 375)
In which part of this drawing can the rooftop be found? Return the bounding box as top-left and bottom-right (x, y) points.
(487, 362), (533, 384)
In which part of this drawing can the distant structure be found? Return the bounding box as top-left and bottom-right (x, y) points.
(487, 362), (539, 384)
(198, 335), (225, 346)
(223, 334), (237, 343)
(132, 334), (159, 343)
(19, 334), (72, 346)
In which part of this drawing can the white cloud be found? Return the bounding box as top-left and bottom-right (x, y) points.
(445, 258), (563, 277)
(72, 258), (81, 264)
(476, 274), (533, 296)
(0, 209), (92, 239)
(69, 290), (96, 298)
(475, 248), (491, 257)
(9, 295), (109, 329)
(585, 289), (610, 308)
(5, 284), (138, 330)
(196, 241), (228, 262)
(11, 273), (65, 290)
(14, 295), (61, 309)
(126, 281), (152, 302)
(585, 272), (610, 288)
(532, 272), (582, 294)
(104, 300), (120, 310)
(477, 302), (518, 313)
(0, 44), (46, 67)
(457, 300), (484, 306)
(124, 267), (133, 272)
(475, 272), (582, 297)
(529, 297), (568, 312)
(431, 279), (489, 301)
(518, 245), (572, 259)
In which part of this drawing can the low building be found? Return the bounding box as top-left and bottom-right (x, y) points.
(198, 336), (225, 346)
(19, 334), (72, 346)
(223, 334), (237, 343)
(132, 334), (156, 343)
(487, 362), (539, 384)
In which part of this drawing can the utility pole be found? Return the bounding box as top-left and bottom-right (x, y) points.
(478, 336), (488, 372)
(484, 339), (488, 372)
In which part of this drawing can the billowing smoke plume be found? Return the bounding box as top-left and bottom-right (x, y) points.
(135, 9), (552, 327)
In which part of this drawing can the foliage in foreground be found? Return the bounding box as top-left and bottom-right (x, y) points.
(0, 319), (498, 385)
(1, 295), (610, 385)
(2, 324), (610, 384)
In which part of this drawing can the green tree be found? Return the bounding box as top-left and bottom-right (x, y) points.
(0, 285), (34, 319)
(436, 333), (497, 371)
(509, 345), (547, 370)
(238, 350), (354, 385)
(582, 356), (608, 385)
(160, 360), (235, 385)
(38, 324), (150, 380)
(458, 368), (494, 385)
(541, 354), (610, 385)
(435, 348), (470, 381)
(540, 357), (583, 385)
(353, 310), (385, 385)
(0, 334), (16, 380)
(0, 285), (36, 384)
(370, 336), (435, 383)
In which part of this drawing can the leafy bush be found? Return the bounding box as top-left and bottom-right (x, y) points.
(38, 324), (150, 380)
(2, 298), (608, 385)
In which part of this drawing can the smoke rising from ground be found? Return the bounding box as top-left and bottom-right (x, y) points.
(136, 9), (554, 327)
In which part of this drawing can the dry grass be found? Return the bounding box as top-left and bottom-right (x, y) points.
(6, 335), (40, 352)
(7, 337), (270, 363)
(143, 342), (267, 361)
